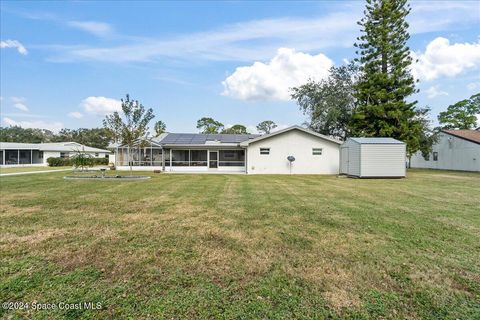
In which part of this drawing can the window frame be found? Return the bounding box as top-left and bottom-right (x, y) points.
(312, 148), (323, 155)
(433, 152), (438, 161)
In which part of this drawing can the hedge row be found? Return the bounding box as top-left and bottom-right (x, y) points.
(47, 157), (108, 167)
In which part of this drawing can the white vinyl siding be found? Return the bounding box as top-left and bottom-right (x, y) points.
(360, 144), (406, 177)
(340, 139), (405, 177)
(247, 129), (339, 174)
(340, 140), (360, 176)
(410, 133), (480, 172)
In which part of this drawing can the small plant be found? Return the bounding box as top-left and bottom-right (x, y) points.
(71, 152), (94, 172)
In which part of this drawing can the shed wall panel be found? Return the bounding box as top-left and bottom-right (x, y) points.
(360, 144), (406, 177)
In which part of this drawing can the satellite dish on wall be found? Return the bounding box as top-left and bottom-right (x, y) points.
(287, 156), (295, 174)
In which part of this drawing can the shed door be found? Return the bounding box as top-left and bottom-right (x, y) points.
(340, 147), (349, 174)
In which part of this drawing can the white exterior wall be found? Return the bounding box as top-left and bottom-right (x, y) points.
(360, 144), (406, 177)
(108, 154), (116, 165)
(44, 151), (61, 163)
(340, 140), (360, 176)
(246, 130), (339, 174)
(410, 133), (480, 172)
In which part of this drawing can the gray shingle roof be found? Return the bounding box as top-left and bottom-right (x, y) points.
(159, 133), (260, 145)
(349, 137), (404, 144)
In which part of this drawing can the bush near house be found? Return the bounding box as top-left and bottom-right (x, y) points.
(47, 157), (72, 167)
(47, 157), (108, 167)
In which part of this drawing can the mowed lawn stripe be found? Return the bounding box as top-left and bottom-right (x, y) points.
(0, 170), (479, 319)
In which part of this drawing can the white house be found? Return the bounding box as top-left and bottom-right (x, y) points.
(240, 126), (341, 174)
(0, 142), (110, 167)
(340, 137), (406, 178)
(410, 129), (480, 172)
(110, 126), (342, 174)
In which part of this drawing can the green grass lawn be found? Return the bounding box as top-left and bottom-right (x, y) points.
(1, 170), (479, 319)
(0, 166), (72, 174)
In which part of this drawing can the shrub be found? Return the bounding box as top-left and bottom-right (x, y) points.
(47, 156), (108, 167)
(93, 157), (109, 165)
(47, 157), (72, 167)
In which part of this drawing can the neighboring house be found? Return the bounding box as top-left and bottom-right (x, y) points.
(110, 126), (342, 174)
(410, 129), (480, 172)
(0, 142), (110, 167)
(340, 138), (406, 178)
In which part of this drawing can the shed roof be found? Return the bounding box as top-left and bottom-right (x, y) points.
(348, 137), (404, 144)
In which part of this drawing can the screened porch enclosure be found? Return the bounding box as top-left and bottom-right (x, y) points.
(115, 142), (163, 167)
(1, 149), (43, 165)
(114, 143), (246, 171)
(167, 149), (245, 168)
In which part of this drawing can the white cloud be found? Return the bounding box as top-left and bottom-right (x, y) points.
(68, 111), (83, 119)
(48, 12), (359, 63)
(412, 37), (480, 81)
(222, 48), (333, 101)
(81, 96), (121, 116)
(13, 103), (29, 112)
(467, 82), (480, 91)
(43, 2), (479, 64)
(0, 39), (28, 55)
(2, 117), (64, 133)
(10, 97), (29, 112)
(425, 85), (449, 99)
(67, 21), (114, 38)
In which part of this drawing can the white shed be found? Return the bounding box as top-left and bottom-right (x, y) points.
(340, 137), (406, 178)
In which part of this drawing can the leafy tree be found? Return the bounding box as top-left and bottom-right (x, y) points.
(0, 126), (55, 143)
(196, 117), (224, 134)
(438, 93), (480, 129)
(351, 0), (425, 157)
(221, 124), (249, 134)
(53, 128), (112, 149)
(404, 107), (439, 164)
(291, 63), (358, 140)
(103, 94), (155, 172)
(154, 120), (167, 136)
(256, 120), (277, 134)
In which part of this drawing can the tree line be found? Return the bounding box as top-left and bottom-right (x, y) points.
(291, 0), (479, 160)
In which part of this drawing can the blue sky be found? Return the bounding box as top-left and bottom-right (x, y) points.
(1, 1), (479, 133)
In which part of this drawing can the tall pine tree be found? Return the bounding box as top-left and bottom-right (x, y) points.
(352, 0), (422, 156)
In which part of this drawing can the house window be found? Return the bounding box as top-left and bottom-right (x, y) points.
(260, 148), (270, 155)
(433, 152), (438, 161)
(39, 151), (43, 159)
(60, 152), (67, 158)
(312, 148), (323, 155)
(424, 153), (429, 161)
(95, 153), (99, 157)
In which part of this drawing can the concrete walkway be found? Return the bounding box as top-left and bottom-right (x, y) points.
(0, 169), (72, 177)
